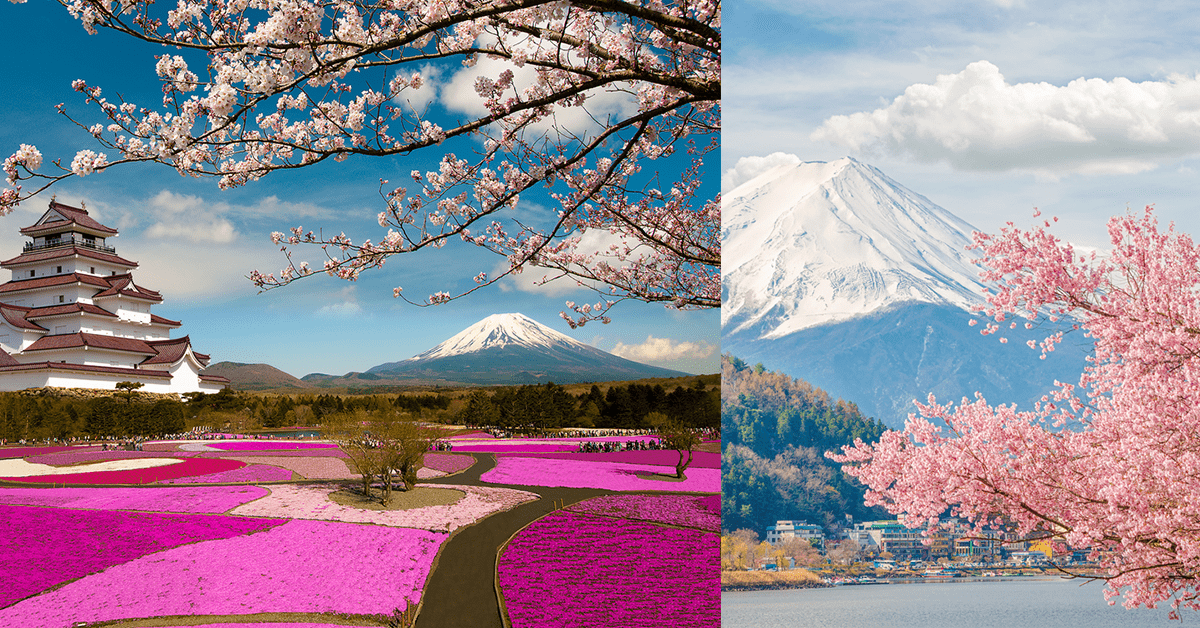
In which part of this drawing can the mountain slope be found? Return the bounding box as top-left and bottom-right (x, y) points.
(366, 313), (688, 385)
(722, 157), (1087, 428)
(203, 362), (310, 390)
(723, 156), (986, 341)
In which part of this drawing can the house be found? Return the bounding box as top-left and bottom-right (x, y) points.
(0, 201), (229, 394)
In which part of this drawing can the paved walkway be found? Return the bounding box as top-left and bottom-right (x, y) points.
(415, 453), (609, 628)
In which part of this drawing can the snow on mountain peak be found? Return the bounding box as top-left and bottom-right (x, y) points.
(408, 312), (590, 361)
(722, 157), (988, 340)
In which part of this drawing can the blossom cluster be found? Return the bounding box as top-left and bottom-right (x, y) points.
(497, 510), (719, 627)
(0, 503), (283, 610)
(0, 519), (442, 626)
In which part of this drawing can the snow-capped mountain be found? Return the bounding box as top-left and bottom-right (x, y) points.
(365, 313), (687, 385)
(723, 156), (987, 341)
(405, 313), (594, 361)
(722, 157), (1085, 428)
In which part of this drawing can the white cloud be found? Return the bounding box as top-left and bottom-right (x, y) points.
(315, 286), (364, 318)
(722, 152), (802, 191)
(316, 301), (363, 317)
(392, 64), (443, 115)
(142, 190), (238, 244)
(495, 227), (628, 297)
(610, 335), (716, 364)
(811, 61), (1200, 177)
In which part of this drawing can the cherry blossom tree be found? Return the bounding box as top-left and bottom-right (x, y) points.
(830, 207), (1200, 617)
(1, 0), (719, 326)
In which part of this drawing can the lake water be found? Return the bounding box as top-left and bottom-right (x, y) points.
(722, 577), (1184, 627)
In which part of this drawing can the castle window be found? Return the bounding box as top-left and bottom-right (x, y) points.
(56, 266), (62, 274)
(90, 267), (95, 274)
(58, 295), (65, 303)
(29, 270), (34, 277)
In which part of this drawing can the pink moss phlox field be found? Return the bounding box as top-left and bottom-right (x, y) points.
(29, 450), (200, 465)
(0, 446), (81, 459)
(230, 483), (537, 531)
(0, 504), (283, 610)
(1, 457), (245, 484)
(443, 442), (577, 453)
(207, 442), (338, 451)
(0, 519), (444, 626)
(227, 456), (355, 479)
(498, 510), (718, 628)
(199, 449), (351, 459)
(160, 464), (293, 484)
(422, 453), (474, 474)
(141, 442), (181, 452)
(566, 494), (720, 531)
(172, 624), (377, 628)
(498, 450), (721, 469)
(482, 457), (720, 492)
(0, 486), (269, 513)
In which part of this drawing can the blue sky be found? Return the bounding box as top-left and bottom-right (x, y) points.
(725, 0), (1200, 249)
(0, 3), (718, 378)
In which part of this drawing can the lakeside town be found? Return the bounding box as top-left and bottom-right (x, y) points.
(722, 517), (1104, 591)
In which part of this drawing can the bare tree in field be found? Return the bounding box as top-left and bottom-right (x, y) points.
(648, 411), (700, 478)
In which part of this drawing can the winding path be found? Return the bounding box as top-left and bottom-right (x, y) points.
(416, 453), (612, 628)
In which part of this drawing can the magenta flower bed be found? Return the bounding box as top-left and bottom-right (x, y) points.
(173, 624), (377, 628)
(423, 453), (474, 474)
(498, 450), (721, 469)
(0, 446), (80, 459)
(566, 494), (720, 531)
(161, 464), (293, 484)
(207, 442), (338, 451)
(445, 442), (578, 453)
(0, 486), (269, 514)
(0, 504), (283, 609)
(0, 519), (445, 625)
(498, 510), (718, 627)
(1, 457), (245, 485)
(29, 450), (199, 465)
(482, 457), (720, 492)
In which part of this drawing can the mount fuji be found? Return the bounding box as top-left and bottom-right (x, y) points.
(722, 157), (1086, 428)
(364, 313), (688, 385)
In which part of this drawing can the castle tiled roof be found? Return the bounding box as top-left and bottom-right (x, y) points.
(25, 303), (117, 320)
(142, 336), (193, 365)
(91, 275), (163, 303)
(24, 332), (157, 355)
(0, 361), (174, 379)
(20, 201), (118, 236)
(0, 272), (112, 295)
(1, 245), (137, 269)
(150, 314), (181, 327)
(0, 304), (46, 332)
(0, 348), (19, 367)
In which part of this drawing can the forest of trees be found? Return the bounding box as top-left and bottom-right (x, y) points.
(722, 355), (889, 535)
(0, 378), (718, 443)
(456, 381), (719, 431)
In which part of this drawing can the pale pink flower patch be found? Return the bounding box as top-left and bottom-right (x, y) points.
(229, 483), (537, 532)
(226, 455), (355, 479)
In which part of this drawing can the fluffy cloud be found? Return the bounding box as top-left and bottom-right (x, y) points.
(722, 152), (802, 191)
(609, 336), (716, 364)
(812, 61), (1200, 176)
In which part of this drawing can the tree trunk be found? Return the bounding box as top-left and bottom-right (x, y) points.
(675, 449), (693, 479)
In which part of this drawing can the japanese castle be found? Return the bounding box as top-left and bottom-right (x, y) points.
(0, 200), (228, 393)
